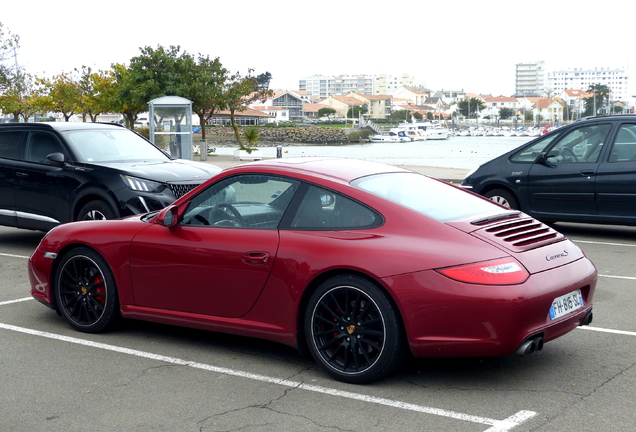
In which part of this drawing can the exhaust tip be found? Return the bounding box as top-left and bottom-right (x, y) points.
(515, 336), (544, 356)
(580, 310), (593, 326)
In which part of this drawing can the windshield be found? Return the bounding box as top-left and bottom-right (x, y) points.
(352, 172), (502, 222)
(62, 128), (170, 163)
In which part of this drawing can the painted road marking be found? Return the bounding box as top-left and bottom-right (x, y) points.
(0, 322), (536, 432)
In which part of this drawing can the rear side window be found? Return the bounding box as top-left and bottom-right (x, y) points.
(353, 172), (500, 222)
(0, 131), (23, 159)
(291, 185), (381, 230)
(609, 124), (636, 162)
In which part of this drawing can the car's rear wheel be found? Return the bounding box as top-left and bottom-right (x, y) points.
(77, 200), (116, 221)
(54, 247), (120, 333)
(484, 188), (519, 210)
(305, 275), (405, 383)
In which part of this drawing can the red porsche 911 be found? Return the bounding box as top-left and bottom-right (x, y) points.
(29, 157), (596, 383)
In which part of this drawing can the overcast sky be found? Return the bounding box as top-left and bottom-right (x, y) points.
(3, 0), (633, 97)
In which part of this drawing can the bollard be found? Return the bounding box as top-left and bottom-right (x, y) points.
(276, 145), (283, 158)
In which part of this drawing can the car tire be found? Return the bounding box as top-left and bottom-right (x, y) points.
(484, 188), (519, 210)
(305, 274), (405, 384)
(54, 247), (120, 333)
(77, 200), (116, 221)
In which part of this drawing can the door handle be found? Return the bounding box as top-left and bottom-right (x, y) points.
(580, 169), (595, 176)
(16, 172), (28, 177)
(241, 252), (271, 266)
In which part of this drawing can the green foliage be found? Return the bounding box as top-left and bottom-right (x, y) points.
(243, 127), (260, 147)
(584, 83), (611, 116)
(346, 130), (373, 142)
(390, 110), (422, 121)
(0, 22), (19, 92)
(347, 106), (368, 118)
(499, 107), (514, 119)
(457, 98), (485, 118)
(318, 107), (336, 118)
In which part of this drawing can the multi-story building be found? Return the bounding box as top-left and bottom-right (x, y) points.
(547, 67), (629, 101)
(299, 73), (424, 98)
(515, 61), (547, 96)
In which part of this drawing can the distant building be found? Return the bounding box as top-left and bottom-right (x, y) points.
(547, 66), (630, 101)
(299, 73), (424, 98)
(515, 61), (547, 96)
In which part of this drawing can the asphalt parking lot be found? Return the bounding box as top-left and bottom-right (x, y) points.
(1, 222), (635, 432)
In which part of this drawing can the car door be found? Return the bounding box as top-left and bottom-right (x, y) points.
(595, 122), (636, 219)
(129, 174), (300, 318)
(526, 123), (613, 216)
(0, 130), (24, 227)
(14, 131), (75, 230)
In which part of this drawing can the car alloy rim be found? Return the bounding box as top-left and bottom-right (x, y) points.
(57, 255), (108, 326)
(310, 286), (386, 375)
(83, 210), (107, 220)
(490, 196), (510, 208)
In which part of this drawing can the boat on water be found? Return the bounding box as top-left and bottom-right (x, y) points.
(368, 130), (412, 142)
(397, 118), (450, 140)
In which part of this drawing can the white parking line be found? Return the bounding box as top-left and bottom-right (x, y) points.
(0, 322), (536, 432)
(0, 297), (33, 306)
(575, 240), (636, 248)
(579, 326), (636, 337)
(0, 252), (30, 259)
(598, 274), (636, 281)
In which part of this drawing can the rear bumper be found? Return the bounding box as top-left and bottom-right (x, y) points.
(382, 257), (597, 358)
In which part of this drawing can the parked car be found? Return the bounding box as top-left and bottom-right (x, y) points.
(29, 158), (596, 383)
(0, 122), (220, 231)
(461, 115), (636, 225)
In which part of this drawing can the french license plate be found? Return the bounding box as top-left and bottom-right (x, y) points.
(549, 290), (584, 320)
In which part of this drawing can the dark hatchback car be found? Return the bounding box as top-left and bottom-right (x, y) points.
(0, 122), (221, 231)
(461, 115), (636, 226)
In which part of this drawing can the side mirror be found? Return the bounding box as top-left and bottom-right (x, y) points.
(46, 152), (66, 167)
(156, 205), (179, 227)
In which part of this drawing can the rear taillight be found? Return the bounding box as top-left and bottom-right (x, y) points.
(436, 257), (529, 285)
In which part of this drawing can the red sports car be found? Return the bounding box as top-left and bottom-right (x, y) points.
(29, 157), (597, 383)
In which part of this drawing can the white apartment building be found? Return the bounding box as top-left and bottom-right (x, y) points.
(547, 67), (630, 101)
(299, 73), (424, 98)
(515, 61), (547, 96)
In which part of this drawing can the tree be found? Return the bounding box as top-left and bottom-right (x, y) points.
(107, 63), (148, 129)
(38, 72), (83, 121)
(0, 70), (36, 121)
(390, 110), (422, 121)
(347, 106), (367, 118)
(0, 22), (20, 92)
(584, 84), (611, 116)
(224, 69), (274, 149)
(76, 66), (115, 122)
(176, 54), (228, 140)
(255, 72), (272, 90)
(457, 98), (485, 118)
(318, 107), (336, 118)
(499, 107), (514, 120)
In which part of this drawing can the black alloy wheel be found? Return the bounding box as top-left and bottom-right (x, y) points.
(305, 275), (404, 383)
(54, 247), (120, 333)
(77, 200), (116, 221)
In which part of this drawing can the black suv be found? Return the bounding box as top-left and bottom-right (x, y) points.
(0, 122), (221, 231)
(461, 115), (636, 226)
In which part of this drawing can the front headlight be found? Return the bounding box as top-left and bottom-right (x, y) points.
(121, 175), (166, 193)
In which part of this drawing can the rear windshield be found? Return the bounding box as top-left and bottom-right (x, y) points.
(352, 172), (501, 222)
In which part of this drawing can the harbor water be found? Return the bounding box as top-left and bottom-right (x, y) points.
(212, 136), (535, 170)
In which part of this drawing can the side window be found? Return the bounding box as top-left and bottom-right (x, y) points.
(24, 132), (67, 163)
(291, 185), (382, 230)
(546, 124), (612, 164)
(608, 124), (636, 162)
(0, 131), (23, 159)
(510, 132), (562, 162)
(181, 175), (299, 229)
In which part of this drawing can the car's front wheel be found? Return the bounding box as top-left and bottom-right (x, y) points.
(305, 275), (405, 383)
(54, 247), (120, 333)
(77, 200), (116, 221)
(484, 188), (519, 210)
